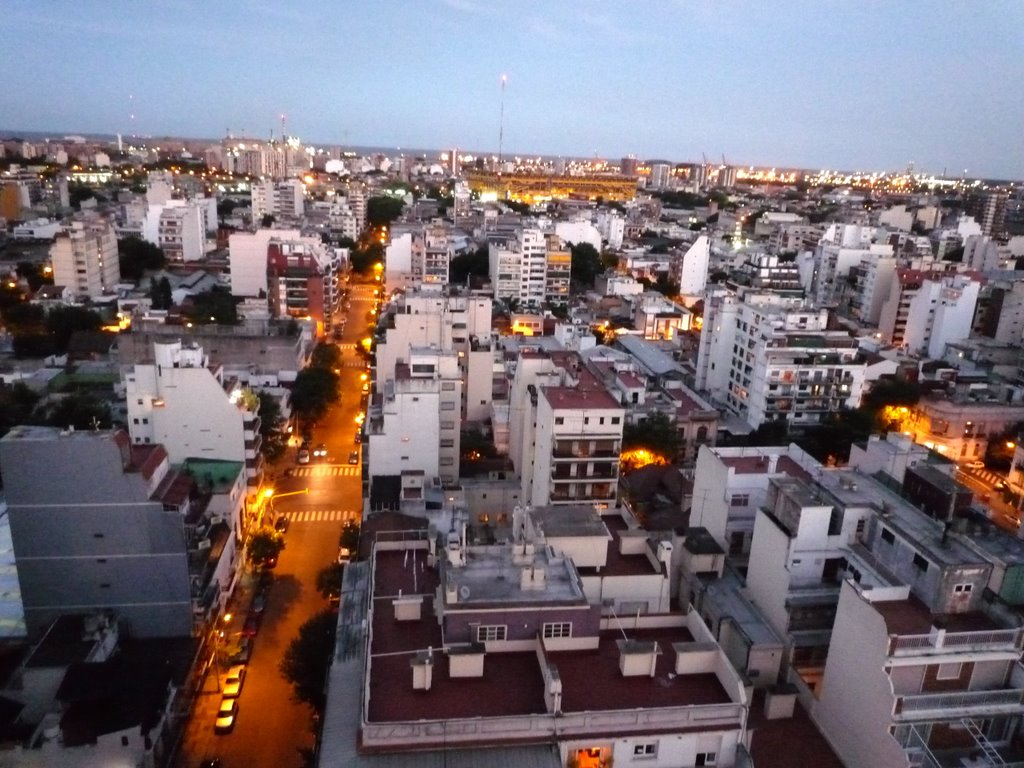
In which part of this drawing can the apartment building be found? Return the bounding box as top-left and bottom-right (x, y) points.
(0, 427), (194, 638)
(368, 347), (462, 490)
(320, 507), (752, 767)
(544, 232), (571, 304)
(696, 292), (866, 429)
(49, 215), (120, 299)
(156, 202), (205, 262)
(251, 178), (304, 221)
(266, 236), (343, 335)
(124, 340), (264, 490)
(375, 286), (496, 422)
(903, 386), (1024, 462)
(489, 227), (549, 306)
(979, 280), (1024, 345)
(847, 253), (897, 325)
(813, 478), (1024, 767)
(900, 273), (982, 359)
(691, 444), (822, 559)
(812, 224), (892, 306)
(677, 235), (710, 297)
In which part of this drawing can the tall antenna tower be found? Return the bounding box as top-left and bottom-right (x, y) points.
(280, 113), (287, 141)
(498, 74), (507, 166)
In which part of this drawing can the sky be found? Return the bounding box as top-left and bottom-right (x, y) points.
(3, 1), (1023, 178)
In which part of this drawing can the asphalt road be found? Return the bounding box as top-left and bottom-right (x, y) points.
(956, 468), (1022, 532)
(177, 278), (379, 768)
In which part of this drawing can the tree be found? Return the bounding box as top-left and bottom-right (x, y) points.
(366, 196), (405, 228)
(149, 276), (173, 310)
(315, 563), (344, 600)
(309, 343), (342, 371)
(17, 262), (52, 292)
(118, 237), (166, 281)
(216, 199), (238, 219)
(279, 609), (337, 710)
(653, 274), (679, 297)
(37, 391), (112, 430)
(2, 302), (46, 333)
(257, 392), (287, 462)
(449, 245), (490, 284)
(350, 242), (384, 274)
(261, 214), (276, 228)
(290, 367), (340, 427)
(183, 287), (240, 325)
(248, 528), (285, 568)
(461, 427), (497, 461)
(569, 242), (602, 291)
(46, 305), (103, 352)
(623, 412), (680, 459)
(0, 383), (40, 439)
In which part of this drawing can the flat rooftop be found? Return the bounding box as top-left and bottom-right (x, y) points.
(368, 549), (733, 726)
(442, 543), (586, 607)
(873, 595), (1002, 636)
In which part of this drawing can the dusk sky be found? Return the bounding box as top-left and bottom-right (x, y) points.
(3, 1), (1023, 178)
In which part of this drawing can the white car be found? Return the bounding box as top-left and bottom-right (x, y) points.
(215, 698), (238, 734)
(965, 461), (985, 470)
(222, 665), (246, 698)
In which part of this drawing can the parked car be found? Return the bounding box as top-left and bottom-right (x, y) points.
(965, 460), (986, 469)
(257, 570), (274, 594)
(337, 546), (352, 564)
(214, 699), (238, 734)
(274, 516), (289, 534)
(348, 451), (359, 465)
(222, 665), (246, 698)
(241, 611), (261, 637)
(251, 594), (267, 615)
(226, 635), (251, 664)
(353, 431), (361, 445)
(297, 448), (310, 465)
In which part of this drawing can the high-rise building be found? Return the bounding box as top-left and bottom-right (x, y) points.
(50, 215), (121, 298)
(619, 155), (638, 176)
(965, 189), (1009, 239)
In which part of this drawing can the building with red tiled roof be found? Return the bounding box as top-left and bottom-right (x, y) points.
(321, 507), (752, 767)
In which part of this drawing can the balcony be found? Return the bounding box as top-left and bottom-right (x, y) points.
(888, 627), (1024, 657)
(893, 688), (1024, 721)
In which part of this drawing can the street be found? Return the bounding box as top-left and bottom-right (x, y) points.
(176, 278), (378, 768)
(957, 467), (1022, 532)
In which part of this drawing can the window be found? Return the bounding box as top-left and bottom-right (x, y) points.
(953, 583), (973, 594)
(633, 742), (657, 757)
(441, 421), (455, 429)
(912, 553), (929, 572)
(542, 622), (572, 639)
(881, 528), (895, 545)
(555, 417), (564, 425)
(730, 493), (749, 507)
(440, 457), (454, 466)
(696, 754), (717, 767)
(476, 625), (507, 642)
(132, 418), (139, 424)
(935, 662), (962, 680)
(612, 416), (620, 424)
(442, 382), (456, 391)
(441, 402), (455, 411)
(440, 438), (454, 448)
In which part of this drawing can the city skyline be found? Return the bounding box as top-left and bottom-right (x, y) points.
(3, 1), (1024, 179)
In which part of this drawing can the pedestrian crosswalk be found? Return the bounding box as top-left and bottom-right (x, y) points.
(282, 509), (359, 523)
(291, 465), (360, 478)
(335, 342), (357, 351)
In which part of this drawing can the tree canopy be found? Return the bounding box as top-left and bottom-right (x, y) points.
(622, 412), (680, 460)
(290, 367), (339, 427)
(279, 609), (338, 711)
(248, 527), (285, 568)
(257, 392), (287, 462)
(366, 196), (405, 228)
(569, 242), (603, 291)
(315, 563), (344, 601)
(182, 287), (240, 325)
(118, 237), (166, 281)
(449, 245), (490, 284)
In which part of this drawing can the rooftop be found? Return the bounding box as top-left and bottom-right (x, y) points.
(873, 594), (1002, 636)
(541, 385), (619, 411)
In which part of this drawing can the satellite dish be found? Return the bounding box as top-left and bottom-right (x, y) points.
(459, 585), (471, 600)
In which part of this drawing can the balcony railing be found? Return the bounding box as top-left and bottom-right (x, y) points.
(888, 627), (1024, 656)
(894, 688), (1024, 720)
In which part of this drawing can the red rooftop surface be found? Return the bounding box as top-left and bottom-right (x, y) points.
(873, 595), (1001, 636)
(584, 513), (660, 578)
(126, 443), (168, 480)
(749, 693), (844, 768)
(553, 627), (729, 713)
(542, 386), (620, 411)
(367, 547), (731, 726)
(718, 452), (812, 483)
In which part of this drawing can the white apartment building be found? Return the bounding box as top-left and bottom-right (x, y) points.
(375, 286), (495, 422)
(811, 475), (1024, 768)
(691, 444), (822, 558)
(595, 209), (625, 249)
(419, 220), (452, 285)
(50, 216), (120, 299)
(251, 179), (304, 221)
(489, 227), (549, 306)
(901, 273), (981, 359)
(156, 202), (205, 262)
(367, 348), (461, 487)
(124, 340), (263, 490)
(848, 254), (897, 325)
(530, 381), (624, 508)
(228, 228), (308, 298)
(677, 235), (710, 297)
(982, 280), (1024, 345)
(812, 223), (892, 306)
(696, 292), (866, 429)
